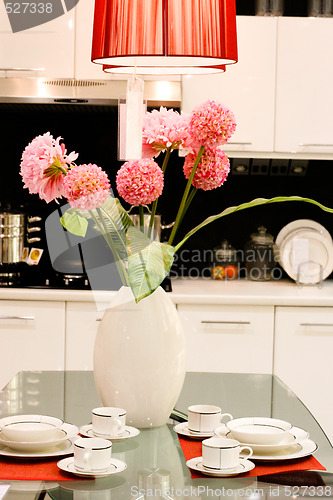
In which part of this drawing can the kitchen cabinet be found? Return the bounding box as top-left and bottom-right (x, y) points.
(65, 301), (108, 370)
(0, 301), (65, 390)
(181, 16), (277, 154)
(0, 2), (75, 78)
(274, 306), (333, 444)
(177, 304), (274, 373)
(275, 18), (333, 154)
(74, 0), (107, 80)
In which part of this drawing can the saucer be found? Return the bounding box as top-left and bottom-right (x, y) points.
(0, 438), (75, 459)
(214, 425), (310, 453)
(173, 422), (214, 439)
(186, 457), (255, 477)
(0, 422), (79, 452)
(79, 424), (140, 441)
(57, 457), (127, 478)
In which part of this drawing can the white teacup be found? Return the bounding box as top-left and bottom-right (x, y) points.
(74, 437), (112, 472)
(92, 407), (126, 437)
(202, 437), (253, 471)
(187, 405), (233, 434)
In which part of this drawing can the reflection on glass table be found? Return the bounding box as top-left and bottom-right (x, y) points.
(0, 371), (332, 500)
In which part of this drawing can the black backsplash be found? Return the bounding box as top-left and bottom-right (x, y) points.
(2, 103), (333, 281)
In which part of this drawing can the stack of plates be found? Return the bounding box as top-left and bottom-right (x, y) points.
(275, 219), (333, 284)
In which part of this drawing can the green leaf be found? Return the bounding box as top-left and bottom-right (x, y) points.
(90, 196), (134, 261)
(60, 209), (88, 237)
(127, 226), (175, 302)
(174, 196), (333, 252)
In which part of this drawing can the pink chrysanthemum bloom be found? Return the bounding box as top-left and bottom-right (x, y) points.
(116, 159), (164, 205)
(183, 147), (230, 191)
(188, 100), (236, 148)
(62, 164), (111, 210)
(20, 132), (78, 203)
(142, 106), (191, 158)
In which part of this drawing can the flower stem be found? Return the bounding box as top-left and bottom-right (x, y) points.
(148, 147), (172, 238)
(168, 145), (204, 246)
(178, 187), (197, 227)
(139, 205), (144, 232)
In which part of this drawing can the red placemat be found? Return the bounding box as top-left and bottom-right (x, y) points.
(0, 457), (93, 481)
(178, 436), (326, 479)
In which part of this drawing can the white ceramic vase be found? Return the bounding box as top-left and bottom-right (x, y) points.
(93, 286), (186, 428)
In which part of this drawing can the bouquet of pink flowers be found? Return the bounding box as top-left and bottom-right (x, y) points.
(20, 100), (332, 302)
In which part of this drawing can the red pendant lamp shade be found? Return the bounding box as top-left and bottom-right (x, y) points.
(91, 0), (237, 74)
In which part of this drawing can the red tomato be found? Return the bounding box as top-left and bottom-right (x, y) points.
(224, 265), (238, 279)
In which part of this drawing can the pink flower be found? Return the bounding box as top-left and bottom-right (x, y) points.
(62, 164), (111, 210)
(116, 159), (164, 205)
(20, 132), (78, 203)
(188, 100), (236, 148)
(183, 147), (230, 191)
(142, 107), (191, 158)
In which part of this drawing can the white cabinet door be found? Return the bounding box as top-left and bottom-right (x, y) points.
(181, 16), (277, 154)
(0, 1), (75, 78)
(274, 306), (333, 444)
(275, 18), (333, 154)
(74, 0), (107, 80)
(65, 301), (109, 370)
(0, 301), (65, 390)
(177, 304), (274, 373)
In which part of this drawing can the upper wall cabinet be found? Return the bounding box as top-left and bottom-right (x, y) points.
(181, 17), (277, 154)
(0, 2), (75, 78)
(275, 17), (333, 155)
(74, 0), (108, 80)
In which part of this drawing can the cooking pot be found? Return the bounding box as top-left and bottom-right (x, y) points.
(0, 212), (25, 264)
(130, 214), (174, 241)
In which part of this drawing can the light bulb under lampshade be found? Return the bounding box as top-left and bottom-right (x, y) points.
(102, 64), (227, 75)
(91, 0), (237, 75)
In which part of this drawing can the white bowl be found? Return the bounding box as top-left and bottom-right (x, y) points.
(225, 417), (292, 445)
(0, 422), (79, 452)
(0, 415), (64, 443)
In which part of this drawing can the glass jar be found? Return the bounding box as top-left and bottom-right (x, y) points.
(211, 240), (239, 280)
(255, 0), (284, 16)
(244, 226), (277, 281)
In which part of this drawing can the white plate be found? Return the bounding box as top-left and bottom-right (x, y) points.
(0, 423), (79, 452)
(243, 439), (318, 461)
(280, 230), (333, 282)
(0, 438), (75, 458)
(173, 422), (214, 439)
(186, 457), (255, 477)
(276, 219), (332, 252)
(57, 457), (127, 478)
(214, 425), (310, 453)
(79, 424), (140, 441)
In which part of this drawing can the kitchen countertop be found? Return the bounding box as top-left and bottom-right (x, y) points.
(1, 277), (333, 306)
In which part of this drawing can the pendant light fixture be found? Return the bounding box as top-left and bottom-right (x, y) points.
(91, 0), (237, 75)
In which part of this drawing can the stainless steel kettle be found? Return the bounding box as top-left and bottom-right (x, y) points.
(130, 214), (174, 241)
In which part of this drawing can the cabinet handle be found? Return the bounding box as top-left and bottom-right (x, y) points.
(0, 315), (35, 320)
(0, 67), (44, 72)
(226, 142), (252, 146)
(300, 323), (333, 327)
(201, 320), (251, 325)
(299, 143), (333, 147)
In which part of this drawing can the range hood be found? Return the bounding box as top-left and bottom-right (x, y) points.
(0, 77), (181, 107)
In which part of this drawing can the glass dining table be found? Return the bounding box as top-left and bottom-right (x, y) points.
(0, 370), (333, 500)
